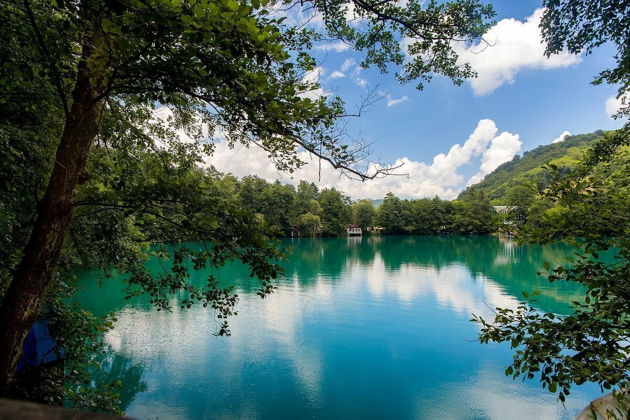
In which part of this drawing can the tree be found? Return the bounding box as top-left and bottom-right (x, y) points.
(258, 182), (295, 233)
(407, 199), (432, 234)
(237, 176), (269, 215)
(376, 192), (404, 233)
(503, 184), (534, 224)
(473, 128), (630, 410)
(295, 181), (320, 207)
(318, 188), (351, 236)
(351, 199), (376, 230)
(303, 199), (323, 217)
(450, 191), (494, 234)
(292, 180), (322, 223)
(296, 212), (321, 236)
(0, 0), (494, 395)
(473, 0), (630, 408)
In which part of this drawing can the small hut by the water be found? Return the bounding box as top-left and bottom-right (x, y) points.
(367, 226), (385, 234)
(346, 224), (362, 236)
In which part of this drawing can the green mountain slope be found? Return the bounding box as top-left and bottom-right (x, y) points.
(458, 130), (607, 203)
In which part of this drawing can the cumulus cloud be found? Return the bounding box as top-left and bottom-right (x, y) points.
(153, 109), (521, 199)
(315, 41), (351, 53)
(386, 95), (409, 107)
(452, 8), (581, 96)
(203, 118), (521, 200)
(329, 71), (346, 79)
(467, 131), (522, 186)
(605, 94), (629, 118)
(480, 132), (522, 173)
(551, 130), (571, 144)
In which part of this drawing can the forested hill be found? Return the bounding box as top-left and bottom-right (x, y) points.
(458, 130), (607, 203)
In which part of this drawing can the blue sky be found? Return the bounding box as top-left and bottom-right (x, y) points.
(202, 0), (626, 199)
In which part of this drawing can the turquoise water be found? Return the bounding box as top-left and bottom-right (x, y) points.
(74, 236), (602, 419)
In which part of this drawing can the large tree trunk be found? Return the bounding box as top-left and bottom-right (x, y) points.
(0, 51), (104, 394)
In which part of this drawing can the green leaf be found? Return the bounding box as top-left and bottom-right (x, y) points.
(194, 6), (206, 18)
(227, 0), (239, 12)
(181, 15), (193, 25)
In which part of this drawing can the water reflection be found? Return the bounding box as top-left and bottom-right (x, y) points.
(97, 354), (147, 413)
(280, 235), (582, 315)
(74, 236), (597, 419)
(75, 236), (583, 316)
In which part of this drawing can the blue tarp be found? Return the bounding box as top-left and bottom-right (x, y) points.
(16, 320), (64, 371)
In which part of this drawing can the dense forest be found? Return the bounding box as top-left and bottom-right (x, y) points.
(228, 129), (622, 238)
(454, 129), (630, 241)
(210, 174), (497, 236)
(1, 0), (629, 415)
(458, 130), (606, 203)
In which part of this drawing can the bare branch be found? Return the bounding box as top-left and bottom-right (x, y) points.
(338, 84), (386, 117)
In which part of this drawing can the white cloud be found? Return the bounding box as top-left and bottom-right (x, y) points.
(386, 95), (409, 107)
(355, 77), (368, 87)
(204, 118), (521, 200)
(428, 119), (500, 181)
(480, 132), (522, 174)
(299, 66), (331, 100)
(350, 66), (368, 88)
(378, 90), (409, 107)
(329, 71), (346, 80)
(467, 131), (522, 186)
(270, 4), (324, 29)
(452, 8), (581, 96)
(551, 130), (571, 144)
(341, 2), (367, 26)
(325, 59), (369, 89)
(340, 58), (356, 72)
(605, 93), (629, 118)
(152, 108), (520, 200)
(315, 41), (351, 53)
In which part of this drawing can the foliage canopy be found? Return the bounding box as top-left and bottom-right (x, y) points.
(0, 0), (495, 407)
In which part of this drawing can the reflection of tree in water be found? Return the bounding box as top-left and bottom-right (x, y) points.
(369, 235), (584, 314)
(376, 235), (459, 271)
(74, 236), (586, 317)
(281, 237), (376, 284)
(278, 235), (585, 314)
(95, 353), (147, 412)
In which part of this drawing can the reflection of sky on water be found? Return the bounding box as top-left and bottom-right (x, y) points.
(76, 237), (600, 419)
(358, 256), (518, 316)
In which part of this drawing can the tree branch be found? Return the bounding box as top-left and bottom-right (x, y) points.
(22, 0), (70, 118)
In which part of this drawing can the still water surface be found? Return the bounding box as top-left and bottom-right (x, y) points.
(74, 236), (602, 419)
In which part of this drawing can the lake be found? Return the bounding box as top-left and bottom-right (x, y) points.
(73, 235), (603, 419)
